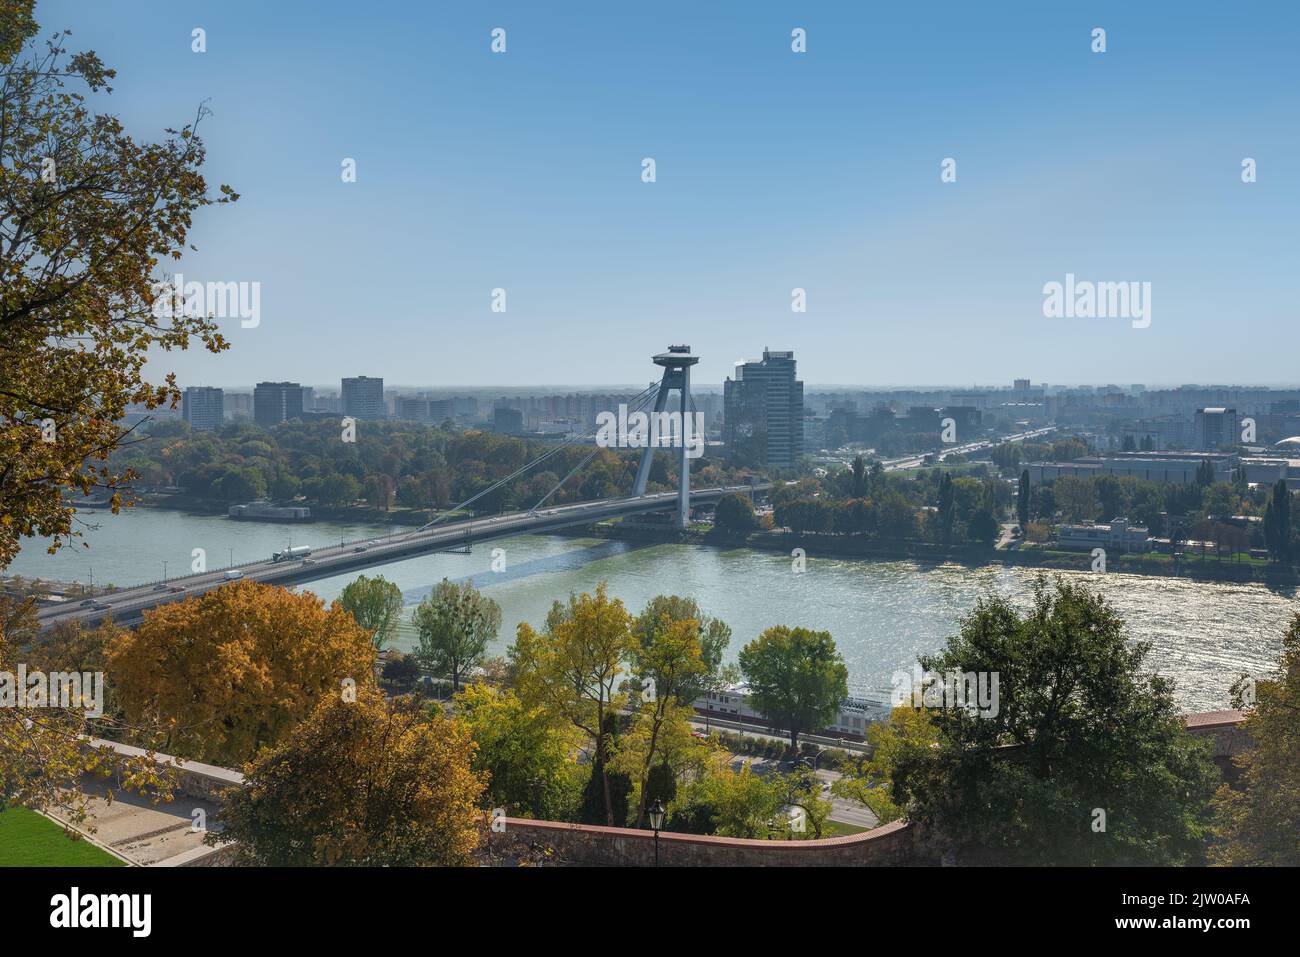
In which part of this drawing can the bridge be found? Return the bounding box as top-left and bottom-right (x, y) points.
(36, 485), (762, 630)
(37, 343), (770, 630)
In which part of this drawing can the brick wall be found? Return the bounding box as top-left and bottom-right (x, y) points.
(500, 817), (921, 867)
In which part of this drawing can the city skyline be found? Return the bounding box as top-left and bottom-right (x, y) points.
(36, 0), (1300, 388)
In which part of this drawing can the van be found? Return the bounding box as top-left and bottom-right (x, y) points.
(224, 569), (244, 581)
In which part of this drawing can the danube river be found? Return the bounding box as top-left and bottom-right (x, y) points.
(9, 507), (1297, 713)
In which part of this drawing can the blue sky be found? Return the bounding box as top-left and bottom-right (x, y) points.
(37, 0), (1300, 389)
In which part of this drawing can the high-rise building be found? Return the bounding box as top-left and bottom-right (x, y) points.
(492, 406), (523, 434)
(181, 386), (224, 432)
(723, 348), (804, 468)
(1195, 407), (1239, 451)
(341, 376), (385, 420)
(253, 382), (304, 428)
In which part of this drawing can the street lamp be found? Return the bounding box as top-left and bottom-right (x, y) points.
(648, 798), (666, 867)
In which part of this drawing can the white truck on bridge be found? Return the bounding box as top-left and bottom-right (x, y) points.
(271, 545), (312, 563)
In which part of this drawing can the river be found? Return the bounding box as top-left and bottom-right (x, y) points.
(7, 506), (1297, 713)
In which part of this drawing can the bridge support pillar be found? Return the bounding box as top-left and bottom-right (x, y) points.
(633, 346), (701, 530)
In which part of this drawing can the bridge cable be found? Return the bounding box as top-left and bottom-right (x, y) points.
(405, 380), (661, 536)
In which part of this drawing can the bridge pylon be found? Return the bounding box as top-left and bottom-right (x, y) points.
(632, 345), (701, 529)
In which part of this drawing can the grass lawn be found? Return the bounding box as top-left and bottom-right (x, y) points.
(820, 820), (872, 838)
(0, 807), (124, 867)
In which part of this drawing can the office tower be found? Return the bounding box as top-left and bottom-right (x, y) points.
(253, 381), (304, 428)
(723, 348), (804, 468)
(301, 386), (315, 411)
(341, 376), (385, 420)
(1195, 407), (1239, 451)
(181, 386), (224, 432)
(493, 406), (523, 433)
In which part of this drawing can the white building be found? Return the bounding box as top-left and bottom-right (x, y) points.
(1057, 517), (1149, 552)
(695, 682), (891, 740)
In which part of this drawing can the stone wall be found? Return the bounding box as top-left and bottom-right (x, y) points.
(502, 817), (921, 867)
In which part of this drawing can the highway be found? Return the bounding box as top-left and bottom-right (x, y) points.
(878, 425), (1058, 472)
(36, 484), (765, 630)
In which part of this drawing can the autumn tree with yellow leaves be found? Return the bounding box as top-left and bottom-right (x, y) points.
(107, 581), (375, 765)
(210, 688), (485, 866)
(0, 0), (237, 570)
(510, 583), (633, 826)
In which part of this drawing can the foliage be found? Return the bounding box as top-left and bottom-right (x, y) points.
(412, 578), (501, 691)
(338, 575), (405, 650)
(889, 576), (1220, 865)
(454, 682), (584, 821)
(712, 492), (758, 536)
(211, 689), (484, 866)
(0, 3), (236, 569)
(737, 625), (848, 749)
(1, 594), (174, 825)
(631, 594), (730, 705)
(510, 583), (633, 825)
(1211, 614), (1300, 865)
(107, 580), (375, 765)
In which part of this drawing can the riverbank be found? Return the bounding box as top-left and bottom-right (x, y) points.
(565, 521), (1300, 588)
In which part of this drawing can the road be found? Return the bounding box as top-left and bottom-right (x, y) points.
(878, 425), (1058, 472)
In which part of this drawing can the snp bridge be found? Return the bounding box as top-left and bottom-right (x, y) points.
(38, 342), (764, 630)
(37, 486), (761, 630)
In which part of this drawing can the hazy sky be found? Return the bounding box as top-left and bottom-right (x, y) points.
(40, 0), (1299, 389)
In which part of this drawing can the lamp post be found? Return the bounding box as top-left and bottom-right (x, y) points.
(649, 798), (665, 867)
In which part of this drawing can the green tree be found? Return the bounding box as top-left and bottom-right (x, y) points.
(1052, 475), (1100, 523)
(511, 584), (633, 826)
(631, 595), (730, 704)
(338, 575), (405, 650)
(713, 492), (758, 536)
(413, 578), (501, 692)
(937, 473), (955, 547)
(850, 454), (867, 498)
(1212, 614), (1300, 865)
(891, 576), (1219, 865)
(0, 2), (237, 569)
(1017, 470), (1030, 529)
(738, 626), (848, 750)
(454, 682), (584, 821)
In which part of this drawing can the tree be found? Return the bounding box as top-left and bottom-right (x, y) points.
(1264, 479), (1291, 563)
(625, 616), (706, 827)
(454, 683), (584, 821)
(890, 576), (1219, 865)
(850, 454), (867, 498)
(631, 595), (730, 705)
(937, 473), (955, 547)
(1212, 614), (1300, 865)
(1052, 476), (1100, 523)
(0, 3), (236, 569)
(107, 581), (375, 765)
(339, 575), (405, 650)
(832, 706), (938, 825)
(1017, 470), (1030, 529)
(412, 578), (501, 692)
(1196, 458), (1216, 488)
(511, 583), (633, 825)
(210, 689), (484, 866)
(712, 491), (758, 536)
(1, 594), (173, 824)
(738, 626), (848, 750)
